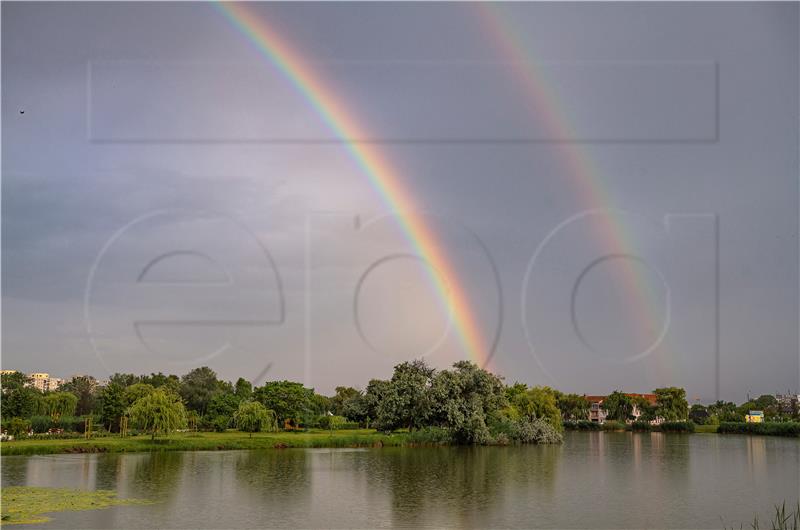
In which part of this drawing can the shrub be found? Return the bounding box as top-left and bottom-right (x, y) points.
(29, 415), (53, 434)
(602, 421), (626, 431)
(210, 415), (230, 432)
(631, 421), (652, 431)
(405, 426), (453, 445)
(317, 415), (348, 430)
(718, 422), (800, 437)
(659, 421), (695, 433)
(6, 418), (30, 438)
(516, 417), (563, 444)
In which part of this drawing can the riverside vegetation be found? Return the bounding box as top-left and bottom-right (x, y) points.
(2, 360), (798, 456)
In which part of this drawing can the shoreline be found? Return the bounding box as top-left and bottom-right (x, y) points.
(1, 427), (790, 457)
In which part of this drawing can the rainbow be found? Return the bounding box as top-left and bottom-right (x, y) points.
(214, 2), (491, 367)
(476, 4), (670, 371)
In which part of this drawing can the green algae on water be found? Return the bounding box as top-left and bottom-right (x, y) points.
(0, 486), (152, 525)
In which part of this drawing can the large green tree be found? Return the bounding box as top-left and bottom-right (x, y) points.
(654, 387), (689, 421)
(98, 383), (127, 432)
(41, 392), (78, 421)
(58, 376), (97, 416)
(429, 361), (507, 443)
(557, 393), (591, 421)
(234, 378), (253, 400)
(123, 383), (155, 406)
(507, 384), (562, 429)
(179, 367), (222, 415)
(128, 390), (186, 439)
(374, 359), (435, 432)
(0, 371), (40, 419)
(330, 387), (361, 417)
(253, 381), (315, 425)
(234, 400), (277, 437)
(602, 391), (634, 422)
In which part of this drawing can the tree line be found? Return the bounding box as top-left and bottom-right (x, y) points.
(4, 361), (789, 442)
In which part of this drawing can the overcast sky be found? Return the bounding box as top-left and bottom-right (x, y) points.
(3, 2), (798, 401)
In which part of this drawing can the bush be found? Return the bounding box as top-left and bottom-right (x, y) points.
(5, 418), (31, 438)
(29, 415), (53, 434)
(515, 417), (563, 444)
(317, 415), (347, 430)
(602, 421), (626, 431)
(563, 420), (602, 431)
(405, 426), (453, 445)
(54, 416), (85, 433)
(631, 421), (652, 431)
(659, 421), (695, 433)
(210, 415), (230, 432)
(718, 422), (800, 437)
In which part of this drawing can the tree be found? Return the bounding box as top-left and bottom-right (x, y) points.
(128, 390), (186, 440)
(59, 376), (97, 416)
(1, 371), (41, 419)
(6, 418), (31, 438)
(654, 387), (689, 421)
(330, 387), (361, 416)
(602, 391), (634, 422)
(375, 359), (435, 432)
(253, 381), (315, 426)
(507, 385), (562, 429)
(123, 383), (155, 406)
(753, 394), (777, 411)
(633, 395), (657, 422)
(109, 373), (139, 388)
(689, 404), (709, 425)
(206, 392), (241, 431)
(234, 400), (277, 437)
(429, 361), (507, 443)
(141, 372), (181, 395)
(98, 383), (127, 432)
(41, 392), (78, 421)
(234, 378), (252, 400)
(708, 400), (741, 422)
(179, 367), (222, 415)
(557, 393), (591, 421)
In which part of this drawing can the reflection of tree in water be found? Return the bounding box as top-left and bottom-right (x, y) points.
(366, 446), (560, 528)
(233, 449), (311, 502)
(127, 452), (185, 500)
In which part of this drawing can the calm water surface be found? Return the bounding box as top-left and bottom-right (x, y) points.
(2, 432), (798, 529)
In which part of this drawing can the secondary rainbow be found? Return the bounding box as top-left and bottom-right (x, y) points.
(214, 2), (490, 367)
(476, 4), (669, 365)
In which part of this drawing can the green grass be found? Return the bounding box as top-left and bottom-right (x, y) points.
(695, 424), (719, 433)
(0, 486), (152, 525)
(0, 429), (408, 456)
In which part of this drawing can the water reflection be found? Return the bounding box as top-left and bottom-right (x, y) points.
(1, 433), (797, 529)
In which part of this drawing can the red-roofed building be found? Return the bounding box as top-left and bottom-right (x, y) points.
(584, 393), (659, 424)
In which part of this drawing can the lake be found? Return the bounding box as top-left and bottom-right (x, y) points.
(2, 432), (798, 528)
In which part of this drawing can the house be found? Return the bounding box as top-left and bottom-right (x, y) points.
(584, 393), (660, 424)
(745, 410), (764, 423)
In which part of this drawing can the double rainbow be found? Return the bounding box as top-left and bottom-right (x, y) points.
(214, 2), (490, 366)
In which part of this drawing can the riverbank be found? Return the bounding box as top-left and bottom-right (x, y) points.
(0, 429), (407, 456)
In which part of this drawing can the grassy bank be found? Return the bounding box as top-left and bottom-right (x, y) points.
(0, 429), (407, 456)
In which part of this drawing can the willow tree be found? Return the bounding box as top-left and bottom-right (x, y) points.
(234, 400), (277, 437)
(128, 390), (186, 440)
(42, 392), (78, 421)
